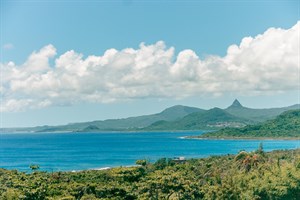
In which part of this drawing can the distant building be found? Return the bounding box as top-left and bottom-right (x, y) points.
(173, 156), (186, 163)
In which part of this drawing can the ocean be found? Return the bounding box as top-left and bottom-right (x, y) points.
(0, 131), (299, 172)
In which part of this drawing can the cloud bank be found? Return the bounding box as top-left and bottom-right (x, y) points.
(1, 21), (299, 112)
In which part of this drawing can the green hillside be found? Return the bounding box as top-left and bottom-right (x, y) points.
(2, 100), (299, 133)
(3, 105), (203, 132)
(200, 109), (300, 138)
(145, 108), (251, 130)
(225, 99), (299, 122)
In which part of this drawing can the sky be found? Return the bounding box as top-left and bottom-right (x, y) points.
(0, 0), (299, 127)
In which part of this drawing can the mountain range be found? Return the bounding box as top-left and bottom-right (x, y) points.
(225, 99), (299, 122)
(1, 100), (299, 132)
(144, 107), (250, 130)
(198, 109), (300, 138)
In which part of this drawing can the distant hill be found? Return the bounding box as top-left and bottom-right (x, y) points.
(144, 108), (251, 131)
(225, 99), (299, 122)
(1, 100), (299, 133)
(3, 105), (203, 132)
(199, 109), (300, 138)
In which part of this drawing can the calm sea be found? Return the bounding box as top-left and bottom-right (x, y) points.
(0, 131), (299, 172)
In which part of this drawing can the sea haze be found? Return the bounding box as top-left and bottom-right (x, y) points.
(0, 131), (299, 172)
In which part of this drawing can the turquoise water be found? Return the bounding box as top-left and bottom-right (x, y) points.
(0, 131), (299, 172)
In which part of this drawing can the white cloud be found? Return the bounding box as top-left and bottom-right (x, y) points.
(1, 21), (299, 112)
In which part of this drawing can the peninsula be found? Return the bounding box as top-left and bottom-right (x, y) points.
(195, 109), (300, 139)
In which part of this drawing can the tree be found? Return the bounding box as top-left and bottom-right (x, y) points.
(30, 164), (40, 171)
(136, 159), (148, 167)
(256, 142), (264, 155)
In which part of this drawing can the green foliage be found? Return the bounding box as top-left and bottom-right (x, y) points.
(81, 125), (100, 132)
(29, 164), (40, 171)
(145, 108), (251, 131)
(135, 159), (148, 166)
(1, 148), (300, 199)
(200, 109), (300, 138)
(256, 142), (264, 155)
(225, 99), (300, 122)
(153, 158), (175, 170)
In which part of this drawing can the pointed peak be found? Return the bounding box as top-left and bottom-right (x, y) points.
(228, 99), (243, 108)
(233, 99), (242, 106)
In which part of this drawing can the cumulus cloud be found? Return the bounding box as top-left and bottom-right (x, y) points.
(1, 21), (299, 112)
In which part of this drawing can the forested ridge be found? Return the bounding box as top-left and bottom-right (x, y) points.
(199, 109), (300, 139)
(2, 100), (299, 133)
(1, 148), (300, 199)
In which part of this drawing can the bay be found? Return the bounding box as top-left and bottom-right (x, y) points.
(0, 131), (299, 172)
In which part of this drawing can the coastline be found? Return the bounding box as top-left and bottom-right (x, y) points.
(2, 148), (300, 173)
(186, 136), (300, 140)
(2, 131), (299, 173)
(0, 129), (210, 134)
(2, 148), (300, 199)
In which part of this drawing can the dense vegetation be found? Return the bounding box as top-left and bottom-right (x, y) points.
(200, 109), (300, 139)
(144, 108), (251, 130)
(225, 99), (300, 123)
(1, 148), (300, 199)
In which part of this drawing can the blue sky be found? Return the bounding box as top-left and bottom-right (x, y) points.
(1, 1), (299, 127)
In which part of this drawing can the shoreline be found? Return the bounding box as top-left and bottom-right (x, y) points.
(0, 130), (210, 134)
(186, 136), (300, 140)
(2, 148), (300, 173)
(1, 164), (140, 174)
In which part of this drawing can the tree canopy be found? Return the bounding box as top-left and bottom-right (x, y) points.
(1, 148), (300, 199)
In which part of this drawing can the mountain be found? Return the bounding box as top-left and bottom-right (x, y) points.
(3, 105), (203, 132)
(199, 109), (300, 138)
(144, 108), (251, 130)
(225, 100), (299, 122)
(228, 99), (243, 108)
(2, 100), (299, 133)
(145, 100), (299, 131)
